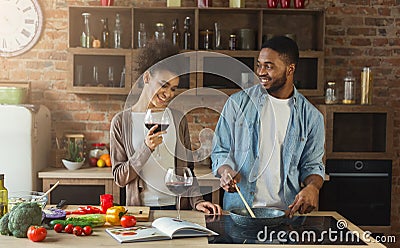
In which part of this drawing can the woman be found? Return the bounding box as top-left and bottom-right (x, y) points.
(110, 41), (221, 214)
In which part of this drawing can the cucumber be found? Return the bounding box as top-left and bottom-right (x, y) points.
(50, 214), (106, 228)
(50, 219), (93, 228)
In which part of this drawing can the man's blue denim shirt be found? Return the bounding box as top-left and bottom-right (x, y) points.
(211, 84), (325, 210)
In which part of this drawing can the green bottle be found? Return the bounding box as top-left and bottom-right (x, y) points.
(0, 174), (8, 217)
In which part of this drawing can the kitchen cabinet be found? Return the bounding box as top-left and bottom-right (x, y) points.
(38, 165), (220, 205)
(68, 7), (325, 96)
(316, 104), (393, 234)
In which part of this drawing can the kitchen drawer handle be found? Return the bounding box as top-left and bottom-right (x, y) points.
(329, 173), (389, 177)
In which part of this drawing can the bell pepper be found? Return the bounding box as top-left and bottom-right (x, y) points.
(106, 206), (127, 226)
(66, 205), (102, 215)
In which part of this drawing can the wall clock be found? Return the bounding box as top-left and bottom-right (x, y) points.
(0, 0), (43, 57)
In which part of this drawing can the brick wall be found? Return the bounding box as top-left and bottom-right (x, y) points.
(0, 0), (399, 230)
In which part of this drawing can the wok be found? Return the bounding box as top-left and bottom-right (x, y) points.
(229, 207), (286, 228)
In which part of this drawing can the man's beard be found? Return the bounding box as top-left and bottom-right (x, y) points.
(266, 71), (287, 94)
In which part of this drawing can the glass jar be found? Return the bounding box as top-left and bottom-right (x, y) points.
(343, 71), (356, 104)
(154, 23), (166, 41)
(89, 143), (109, 166)
(199, 29), (213, 50)
(325, 81), (338, 104)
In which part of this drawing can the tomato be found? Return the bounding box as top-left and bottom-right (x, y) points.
(73, 226), (83, 236)
(27, 226), (47, 242)
(83, 226), (93, 236)
(53, 223), (64, 233)
(65, 224), (74, 234)
(120, 215), (137, 228)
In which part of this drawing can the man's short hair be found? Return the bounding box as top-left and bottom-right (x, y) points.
(261, 36), (299, 66)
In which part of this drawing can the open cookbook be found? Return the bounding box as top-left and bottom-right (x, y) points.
(105, 217), (218, 243)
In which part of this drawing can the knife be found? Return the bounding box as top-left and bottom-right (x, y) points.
(56, 199), (67, 209)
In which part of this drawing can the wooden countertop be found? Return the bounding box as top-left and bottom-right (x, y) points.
(0, 207), (385, 248)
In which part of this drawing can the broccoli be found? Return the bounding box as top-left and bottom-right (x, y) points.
(8, 202), (42, 238)
(0, 213), (11, 235)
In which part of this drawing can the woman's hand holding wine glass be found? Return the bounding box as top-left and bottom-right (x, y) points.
(144, 108), (170, 155)
(144, 124), (166, 151)
(165, 167), (193, 220)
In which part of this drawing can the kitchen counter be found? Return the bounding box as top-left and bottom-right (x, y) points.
(0, 207), (386, 248)
(38, 165), (220, 205)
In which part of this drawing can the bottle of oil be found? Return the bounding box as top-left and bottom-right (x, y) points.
(0, 174), (8, 217)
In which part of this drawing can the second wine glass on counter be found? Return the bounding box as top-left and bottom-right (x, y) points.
(144, 108), (170, 157)
(164, 167), (193, 220)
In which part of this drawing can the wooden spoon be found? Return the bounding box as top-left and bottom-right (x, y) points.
(36, 181), (60, 201)
(228, 173), (256, 218)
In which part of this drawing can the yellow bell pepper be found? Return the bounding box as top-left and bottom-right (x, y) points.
(106, 206), (127, 226)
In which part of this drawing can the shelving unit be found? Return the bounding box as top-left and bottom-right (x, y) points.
(68, 7), (325, 96)
(316, 104), (393, 160)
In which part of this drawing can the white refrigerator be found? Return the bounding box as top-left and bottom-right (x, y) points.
(0, 105), (51, 192)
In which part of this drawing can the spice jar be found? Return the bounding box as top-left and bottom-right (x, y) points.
(89, 143), (109, 166)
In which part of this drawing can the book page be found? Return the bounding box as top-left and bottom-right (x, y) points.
(105, 226), (170, 243)
(152, 217), (218, 238)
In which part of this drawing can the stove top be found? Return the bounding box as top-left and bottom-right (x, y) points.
(205, 215), (367, 245)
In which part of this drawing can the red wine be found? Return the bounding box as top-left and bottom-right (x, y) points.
(145, 123), (169, 133)
(165, 182), (191, 195)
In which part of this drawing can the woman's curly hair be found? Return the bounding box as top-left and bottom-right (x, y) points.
(135, 40), (180, 75)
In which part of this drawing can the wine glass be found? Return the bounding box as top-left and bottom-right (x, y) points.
(165, 167), (193, 220)
(144, 108), (170, 157)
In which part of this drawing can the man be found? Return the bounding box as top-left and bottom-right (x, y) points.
(211, 36), (325, 217)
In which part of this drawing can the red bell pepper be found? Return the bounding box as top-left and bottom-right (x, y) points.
(66, 205), (102, 215)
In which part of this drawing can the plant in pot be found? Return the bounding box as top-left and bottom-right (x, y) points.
(62, 140), (85, 170)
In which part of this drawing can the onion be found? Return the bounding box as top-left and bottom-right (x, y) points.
(42, 208), (67, 225)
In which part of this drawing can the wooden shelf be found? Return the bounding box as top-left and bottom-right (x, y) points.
(68, 7), (325, 96)
(316, 104), (393, 160)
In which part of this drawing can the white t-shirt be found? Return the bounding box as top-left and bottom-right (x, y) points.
(131, 109), (176, 206)
(253, 94), (293, 209)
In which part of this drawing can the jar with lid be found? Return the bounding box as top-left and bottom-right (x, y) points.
(0, 174), (8, 217)
(89, 143), (109, 166)
(154, 23), (166, 42)
(343, 71), (356, 104)
(325, 81), (338, 104)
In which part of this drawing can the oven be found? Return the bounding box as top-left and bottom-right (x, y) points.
(319, 159), (392, 226)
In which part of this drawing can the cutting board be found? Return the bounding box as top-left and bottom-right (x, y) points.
(126, 206), (150, 222)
